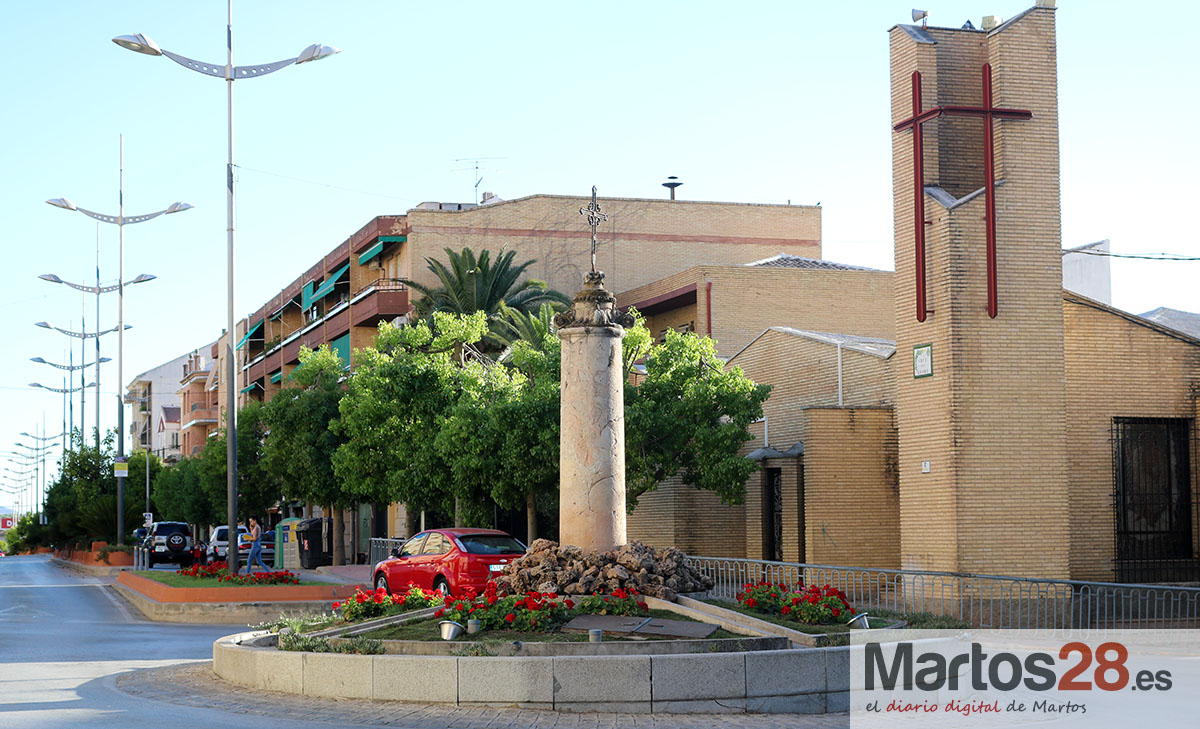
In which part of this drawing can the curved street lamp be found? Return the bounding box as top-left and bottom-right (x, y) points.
(114, 9), (338, 566)
(38, 272), (156, 295)
(36, 321), (131, 339)
(30, 381), (98, 394)
(31, 356), (112, 370)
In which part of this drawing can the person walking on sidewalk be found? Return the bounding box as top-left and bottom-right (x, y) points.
(243, 515), (270, 574)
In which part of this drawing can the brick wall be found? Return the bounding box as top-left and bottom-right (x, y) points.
(405, 195), (821, 299)
(1063, 295), (1200, 580)
(632, 328), (897, 560)
(617, 266), (895, 360)
(803, 408), (899, 568)
(891, 6), (1072, 579)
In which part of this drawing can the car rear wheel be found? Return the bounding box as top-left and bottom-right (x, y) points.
(433, 577), (451, 598)
(375, 573), (389, 594)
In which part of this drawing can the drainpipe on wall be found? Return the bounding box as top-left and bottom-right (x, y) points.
(705, 278), (713, 337)
(837, 342), (844, 407)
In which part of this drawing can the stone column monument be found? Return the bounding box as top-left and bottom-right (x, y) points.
(555, 187), (634, 552)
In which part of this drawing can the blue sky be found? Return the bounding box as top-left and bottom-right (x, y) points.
(2, 1), (1197, 502)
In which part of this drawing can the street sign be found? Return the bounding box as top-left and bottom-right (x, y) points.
(114, 459), (128, 478)
(143, 512), (153, 528)
(1, 517), (13, 530)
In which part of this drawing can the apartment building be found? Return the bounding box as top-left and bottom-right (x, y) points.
(177, 340), (220, 458)
(125, 350), (193, 463)
(236, 194), (821, 405)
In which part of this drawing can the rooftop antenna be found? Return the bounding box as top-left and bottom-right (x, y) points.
(912, 9), (928, 28)
(662, 176), (683, 200)
(453, 157), (506, 204)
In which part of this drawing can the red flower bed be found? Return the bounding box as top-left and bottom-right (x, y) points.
(175, 561), (301, 585)
(334, 585), (443, 622)
(435, 581), (650, 633)
(735, 580), (855, 625)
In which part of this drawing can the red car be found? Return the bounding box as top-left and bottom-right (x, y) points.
(372, 528), (527, 597)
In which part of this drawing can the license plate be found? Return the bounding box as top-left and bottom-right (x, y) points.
(488, 564), (504, 572)
(154, 546), (166, 552)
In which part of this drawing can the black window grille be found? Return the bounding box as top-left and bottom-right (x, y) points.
(1112, 417), (1200, 583)
(762, 468), (783, 562)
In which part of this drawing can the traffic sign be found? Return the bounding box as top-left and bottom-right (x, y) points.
(143, 512), (153, 528)
(1, 516), (13, 530)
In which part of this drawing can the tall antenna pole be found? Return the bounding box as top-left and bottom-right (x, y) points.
(116, 134), (127, 545)
(95, 223), (101, 450)
(225, 0), (241, 575)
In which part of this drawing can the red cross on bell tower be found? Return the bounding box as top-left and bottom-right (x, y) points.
(893, 63), (1032, 322)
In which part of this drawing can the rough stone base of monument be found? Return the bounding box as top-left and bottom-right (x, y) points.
(494, 539), (713, 601)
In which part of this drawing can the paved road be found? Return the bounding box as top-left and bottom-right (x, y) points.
(0, 555), (847, 728)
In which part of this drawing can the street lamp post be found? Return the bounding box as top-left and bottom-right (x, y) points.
(47, 163), (190, 548)
(114, 9), (338, 572)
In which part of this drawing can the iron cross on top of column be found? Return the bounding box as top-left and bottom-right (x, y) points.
(579, 185), (608, 273)
(893, 63), (1032, 322)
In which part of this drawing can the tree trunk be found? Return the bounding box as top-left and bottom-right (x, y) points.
(454, 496), (464, 527)
(402, 503), (417, 538)
(331, 506), (345, 566)
(526, 490), (538, 543)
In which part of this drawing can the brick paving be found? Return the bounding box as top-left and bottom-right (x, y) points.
(117, 662), (849, 729)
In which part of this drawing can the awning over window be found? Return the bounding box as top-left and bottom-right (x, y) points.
(358, 242), (384, 266)
(240, 382), (263, 394)
(235, 320), (264, 350)
(330, 332), (351, 370)
(302, 263), (351, 310)
(269, 370), (282, 384)
(359, 235), (405, 266)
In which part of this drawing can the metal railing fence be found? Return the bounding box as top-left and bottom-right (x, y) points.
(369, 537), (406, 566)
(686, 555), (1200, 630)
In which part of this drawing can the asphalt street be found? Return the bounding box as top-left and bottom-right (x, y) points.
(0, 555), (846, 728)
(0, 554), (387, 729)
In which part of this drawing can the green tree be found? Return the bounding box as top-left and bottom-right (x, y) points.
(625, 329), (772, 508)
(262, 345), (348, 562)
(152, 456), (218, 530)
(196, 400), (276, 526)
(333, 312), (489, 526)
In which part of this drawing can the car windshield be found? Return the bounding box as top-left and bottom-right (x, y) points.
(457, 535), (526, 555)
(213, 526), (246, 541)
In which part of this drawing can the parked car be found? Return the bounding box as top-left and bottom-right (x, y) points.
(372, 528), (527, 597)
(145, 521), (194, 568)
(206, 525), (276, 567)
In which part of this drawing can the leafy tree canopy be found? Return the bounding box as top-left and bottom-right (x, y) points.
(332, 312), (489, 513)
(261, 345), (348, 510)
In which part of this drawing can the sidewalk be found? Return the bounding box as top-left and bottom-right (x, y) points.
(120, 662), (850, 728)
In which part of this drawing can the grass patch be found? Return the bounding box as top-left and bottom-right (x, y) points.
(136, 570), (325, 588)
(361, 608), (738, 643)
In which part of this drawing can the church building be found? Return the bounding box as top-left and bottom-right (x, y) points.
(627, 2), (1200, 585)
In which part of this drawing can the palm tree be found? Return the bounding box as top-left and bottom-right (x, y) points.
(493, 302), (558, 360)
(406, 247), (569, 320)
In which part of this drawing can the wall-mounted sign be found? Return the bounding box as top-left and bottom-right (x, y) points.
(913, 343), (933, 378)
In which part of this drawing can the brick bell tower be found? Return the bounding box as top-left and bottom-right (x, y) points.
(889, 2), (1070, 578)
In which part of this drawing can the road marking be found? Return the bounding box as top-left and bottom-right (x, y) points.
(0, 584), (105, 588)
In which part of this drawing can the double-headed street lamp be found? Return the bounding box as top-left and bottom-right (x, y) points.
(47, 141), (192, 547)
(114, 9), (339, 571)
